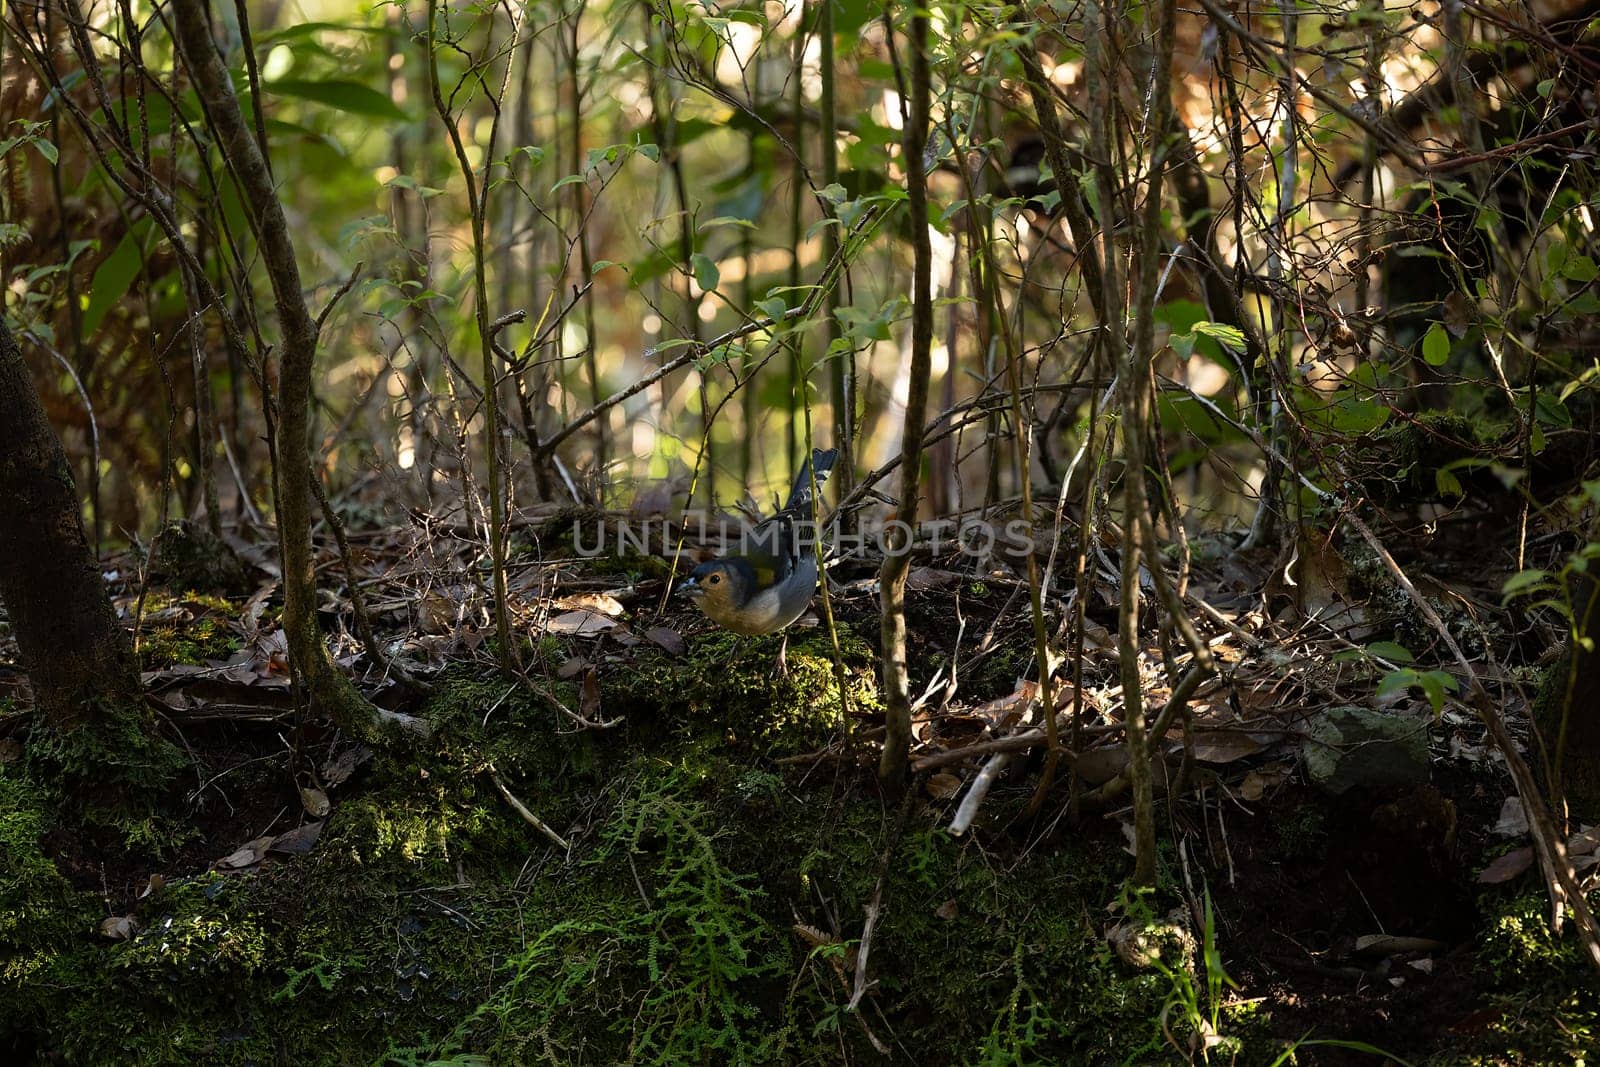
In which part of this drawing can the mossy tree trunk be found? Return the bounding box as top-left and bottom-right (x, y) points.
(0, 315), (177, 800)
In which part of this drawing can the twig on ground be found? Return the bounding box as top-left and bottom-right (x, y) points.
(489, 767), (570, 851)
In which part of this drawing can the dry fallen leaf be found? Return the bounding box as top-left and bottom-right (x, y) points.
(544, 609), (619, 636)
(1477, 846), (1534, 885)
(645, 626), (686, 656)
(1075, 746), (1130, 785)
(419, 593), (460, 634)
(1354, 934), (1446, 956)
(934, 899), (959, 920)
(321, 744), (373, 788)
(216, 836), (273, 870)
(99, 915), (137, 940)
(1492, 797), (1528, 838)
(1189, 728), (1274, 764)
(906, 568), (964, 592)
(1238, 762), (1290, 802)
(973, 682), (1037, 730)
(926, 772), (963, 799)
(553, 592), (626, 617)
(269, 821), (325, 856)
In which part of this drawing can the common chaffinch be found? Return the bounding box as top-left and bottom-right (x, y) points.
(677, 448), (838, 671)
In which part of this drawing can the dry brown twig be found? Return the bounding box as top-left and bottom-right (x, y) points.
(488, 767), (570, 851)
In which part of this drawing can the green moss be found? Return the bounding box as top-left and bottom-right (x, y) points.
(136, 592), (243, 670)
(602, 623), (880, 757)
(3, 656), (1192, 1065)
(1345, 540), (1493, 659)
(1456, 886), (1600, 1064)
(112, 877), (271, 993)
(0, 775), (95, 1014)
(24, 701), (185, 822)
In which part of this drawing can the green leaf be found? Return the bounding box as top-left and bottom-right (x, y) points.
(834, 0), (877, 36)
(1421, 322), (1450, 366)
(1418, 671), (1459, 715)
(754, 297), (786, 323)
(1546, 240), (1570, 276)
(1435, 468), (1463, 498)
(1568, 290), (1600, 315)
(648, 337), (699, 355)
(1501, 568), (1549, 597)
(1193, 321), (1246, 353)
(690, 253), (720, 294)
(1561, 254), (1597, 283)
(698, 216), (756, 232)
(266, 78), (409, 122)
(258, 21), (384, 44)
(508, 145), (547, 167)
(1377, 669), (1417, 700)
(804, 214), (843, 243)
(1426, 669), (1461, 692)
(1367, 641), (1414, 664)
(84, 228), (145, 338)
(384, 174), (444, 198)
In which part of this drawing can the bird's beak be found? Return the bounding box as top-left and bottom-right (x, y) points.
(676, 577), (703, 600)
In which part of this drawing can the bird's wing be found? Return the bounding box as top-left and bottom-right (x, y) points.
(730, 544), (785, 590)
(741, 512), (803, 585)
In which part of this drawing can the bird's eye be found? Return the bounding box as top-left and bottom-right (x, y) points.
(708, 573), (721, 585)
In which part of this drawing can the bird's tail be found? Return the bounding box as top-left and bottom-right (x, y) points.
(783, 448), (839, 513)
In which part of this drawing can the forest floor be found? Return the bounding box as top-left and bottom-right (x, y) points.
(1, 500), (1597, 1065)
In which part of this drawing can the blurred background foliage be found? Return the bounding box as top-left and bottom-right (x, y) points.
(1, 0), (1597, 548)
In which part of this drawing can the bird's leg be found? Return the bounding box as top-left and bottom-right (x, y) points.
(773, 633), (790, 678)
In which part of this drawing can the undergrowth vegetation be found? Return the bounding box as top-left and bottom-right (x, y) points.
(7, 634), (1597, 1065)
(0, 648), (1171, 1065)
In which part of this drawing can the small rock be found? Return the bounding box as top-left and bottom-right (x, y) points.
(1302, 705), (1429, 795)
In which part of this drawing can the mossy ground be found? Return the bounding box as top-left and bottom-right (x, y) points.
(134, 591), (244, 671)
(4, 593), (1597, 1065)
(0, 636), (1178, 1066)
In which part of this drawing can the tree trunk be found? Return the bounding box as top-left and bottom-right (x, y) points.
(877, 5), (933, 790)
(0, 315), (177, 800)
(170, 0), (422, 743)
